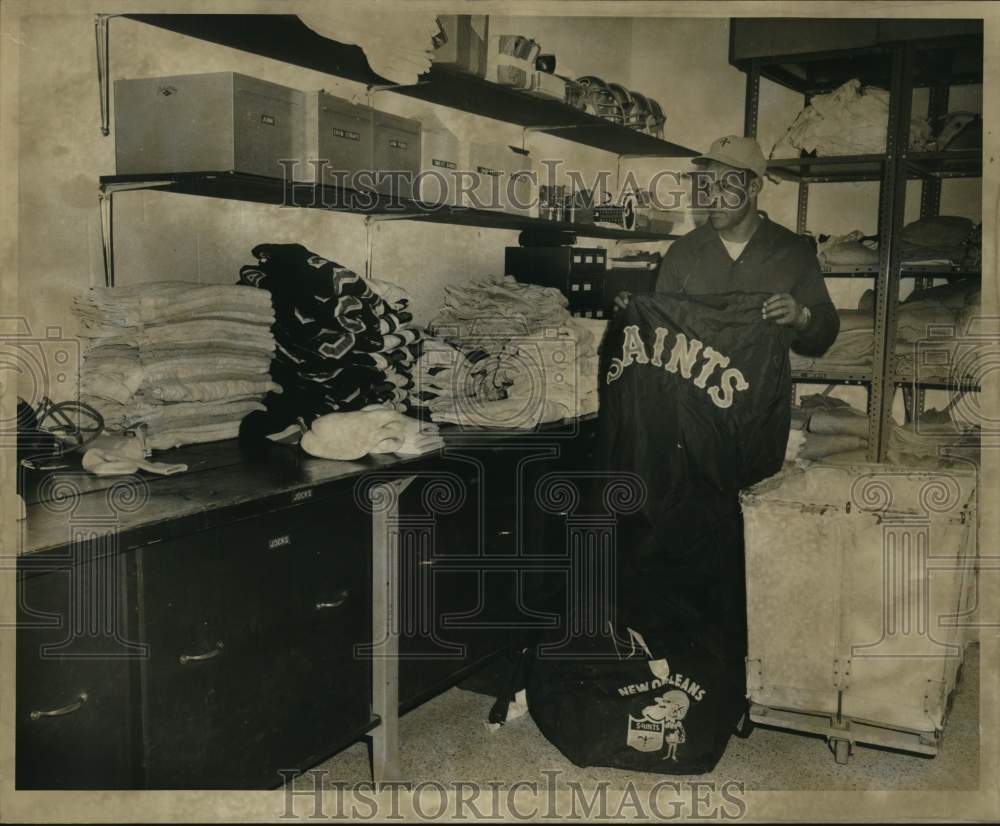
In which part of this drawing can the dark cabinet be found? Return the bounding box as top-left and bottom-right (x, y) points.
(17, 423), (597, 788)
(396, 461), (511, 707)
(136, 493), (373, 788)
(16, 560), (139, 789)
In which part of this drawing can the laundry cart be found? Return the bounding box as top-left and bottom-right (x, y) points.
(740, 461), (978, 763)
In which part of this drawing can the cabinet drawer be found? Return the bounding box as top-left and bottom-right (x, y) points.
(395, 467), (510, 705)
(16, 561), (138, 789)
(138, 492), (372, 788)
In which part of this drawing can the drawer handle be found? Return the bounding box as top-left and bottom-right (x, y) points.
(31, 692), (88, 720)
(315, 589), (350, 611)
(179, 642), (224, 665)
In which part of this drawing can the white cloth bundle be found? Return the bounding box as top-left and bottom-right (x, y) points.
(770, 79), (933, 160)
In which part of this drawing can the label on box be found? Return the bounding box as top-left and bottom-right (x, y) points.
(477, 166), (501, 177)
(260, 114), (276, 126)
(389, 139), (409, 150)
(432, 158), (457, 169)
(332, 128), (361, 141)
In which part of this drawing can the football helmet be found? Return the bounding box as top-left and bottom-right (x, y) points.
(627, 91), (652, 131)
(625, 91), (667, 136)
(576, 75), (625, 124)
(607, 82), (635, 121)
(645, 95), (666, 136)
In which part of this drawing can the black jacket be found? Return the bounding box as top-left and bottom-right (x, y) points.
(655, 215), (839, 357)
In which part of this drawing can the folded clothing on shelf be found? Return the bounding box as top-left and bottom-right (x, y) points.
(817, 230), (879, 269)
(785, 395), (870, 463)
(75, 283), (279, 451)
(238, 244), (420, 435)
(790, 310), (875, 372)
(899, 215), (977, 265)
(785, 392), (979, 469)
(417, 276), (602, 427)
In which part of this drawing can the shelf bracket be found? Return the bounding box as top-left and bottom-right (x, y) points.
(522, 123), (615, 134)
(98, 188), (115, 288)
(364, 211), (424, 224)
(365, 80), (431, 96)
(94, 14), (121, 137)
(100, 180), (176, 197)
(98, 180), (176, 288)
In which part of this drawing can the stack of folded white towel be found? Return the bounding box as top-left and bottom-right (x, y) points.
(416, 275), (604, 429)
(75, 282), (280, 450)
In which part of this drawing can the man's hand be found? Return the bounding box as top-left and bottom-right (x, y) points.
(614, 290), (632, 312)
(762, 293), (809, 329)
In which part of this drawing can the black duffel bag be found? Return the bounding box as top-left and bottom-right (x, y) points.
(527, 625), (745, 774)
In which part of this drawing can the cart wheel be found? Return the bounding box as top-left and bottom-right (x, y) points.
(833, 739), (851, 765)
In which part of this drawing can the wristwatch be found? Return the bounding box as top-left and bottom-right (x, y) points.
(795, 305), (812, 330)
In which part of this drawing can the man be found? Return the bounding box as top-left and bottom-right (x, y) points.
(609, 136), (840, 681)
(616, 134), (839, 358)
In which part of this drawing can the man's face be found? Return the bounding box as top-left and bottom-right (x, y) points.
(693, 160), (756, 231)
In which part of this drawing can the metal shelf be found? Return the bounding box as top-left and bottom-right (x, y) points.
(98, 171), (682, 242)
(820, 265), (980, 278)
(731, 27), (983, 93)
(894, 361), (981, 392)
(121, 13), (699, 158)
(767, 149), (981, 183)
(791, 368), (872, 385)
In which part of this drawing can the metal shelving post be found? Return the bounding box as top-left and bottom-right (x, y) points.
(869, 43), (916, 461)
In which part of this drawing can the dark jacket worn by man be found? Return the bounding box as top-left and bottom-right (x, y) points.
(655, 214), (840, 358)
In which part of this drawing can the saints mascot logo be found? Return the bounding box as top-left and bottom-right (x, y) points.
(624, 656), (701, 761)
(628, 690), (690, 761)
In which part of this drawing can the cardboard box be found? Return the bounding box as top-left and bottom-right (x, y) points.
(302, 91), (374, 186)
(372, 111), (421, 199)
(466, 143), (535, 216)
(432, 15), (489, 76)
(115, 72), (305, 178)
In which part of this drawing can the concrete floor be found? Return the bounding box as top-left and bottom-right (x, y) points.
(301, 644), (979, 792)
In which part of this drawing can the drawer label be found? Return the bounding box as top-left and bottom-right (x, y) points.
(292, 488), (314, 503)
(260, 114), (276, 126)
(268, 534), (292, 550)
(477, 166), (501, 177)
(432, 158), (457, 169)
(389, 139), (409, 150)
(331, 127), (361, 141)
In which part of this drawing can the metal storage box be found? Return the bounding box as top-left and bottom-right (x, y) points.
(432, 15), (489, 76)
(466, 144), (535, 216)
(741, 461), (978, 763)
(114, 72), (305, 178)
(417, 113), (463, 206)
(302, 91), (375, 186)
(372, 111), (421, 199)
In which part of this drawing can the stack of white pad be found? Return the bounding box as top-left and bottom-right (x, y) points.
(75, 282), (280, 450)
(416, 275), (604, 429)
